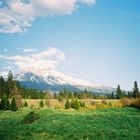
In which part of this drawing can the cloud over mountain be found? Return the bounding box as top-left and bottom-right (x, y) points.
(0, 47), (65, 74)
(0, 0), (95, 33)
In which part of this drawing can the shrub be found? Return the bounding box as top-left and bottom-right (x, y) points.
(0, 95), (10, 110)
(58, 96), (63, 102)
(80, 101), (86, 107)
(65, 99), (71, 109)
(23, 101), (28, 107)
(11, 97), (18, 111)
(22, 111), (39, 124)
(71, 98), (80, 110)
(39, 100), (44, 108)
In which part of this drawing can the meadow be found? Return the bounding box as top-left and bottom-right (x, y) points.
(0, 105), (140, 140)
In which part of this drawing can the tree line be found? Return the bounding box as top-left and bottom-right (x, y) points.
(0, 71), (48, 99)
(116, 82), (140, 99)
(0, 71), (139, 102)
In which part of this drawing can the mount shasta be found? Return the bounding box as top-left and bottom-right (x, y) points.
(14, 70), (115, 94)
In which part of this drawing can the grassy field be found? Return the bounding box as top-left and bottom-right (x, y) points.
(22, 99), (120, 109)
(0, 107), (140, 140)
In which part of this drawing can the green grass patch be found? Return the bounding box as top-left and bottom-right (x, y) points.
(0, 107), (140, 140)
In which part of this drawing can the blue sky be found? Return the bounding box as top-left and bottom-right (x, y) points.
(0, 0), (140, 90)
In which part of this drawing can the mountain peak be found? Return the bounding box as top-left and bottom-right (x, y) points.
(14, 71), (115, 93)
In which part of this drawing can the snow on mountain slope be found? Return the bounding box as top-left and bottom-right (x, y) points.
(14, 70), (115, 93)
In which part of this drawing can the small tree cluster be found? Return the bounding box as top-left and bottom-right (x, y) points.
(0, 95), (10, 110)
(0, 95), (18, 111)
(65, 98), (86, 110)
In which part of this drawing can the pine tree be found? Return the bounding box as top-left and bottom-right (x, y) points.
(65, 99), (71, 109)
(128, 91), (132, 98)
(71, 98), (80, 110)
(111, 92), (115, 99)
(7, 71), (15, 98)
(11, 97), (18, 111)
(0, 95), (9, 110)
(133, 81), (139, 98)
(24, 101), (28, 107)
(39, 100), (44, 108)
(116, 84), (123, 99)
(4, 81), (10, 97)
(0, 76), (5, 98)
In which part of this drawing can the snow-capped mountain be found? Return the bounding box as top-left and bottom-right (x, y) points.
(14, 70), (115, 94)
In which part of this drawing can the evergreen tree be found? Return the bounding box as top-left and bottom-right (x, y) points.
(54, 92), (57, 99)
(111, 92), (115, 99)
(0, 95), (10, 110)
(58, 95), (63, 102)
(65, 99), (71, 109)
(133, 81), (140, 98)
(116, 84), (123, 99)
(11, 97), (18, 111)
(71, 98), (80, 110)
(80, 101), (85, 107)
(4, 81), (10, 97)
(39, 100), (44, 108)
(128, 91), (132, 98)
(0, 76), (5, 98)
(24, 101), (28, 107)
(7, 71), (15, 98)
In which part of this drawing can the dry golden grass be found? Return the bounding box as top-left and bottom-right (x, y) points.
(22, 99), (121, 109)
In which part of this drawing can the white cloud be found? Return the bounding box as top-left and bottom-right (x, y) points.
(0, 0), (96, 33)
(23, 48), (37, 52)
(0, 47), (65, 74)
(0, 47), (100, 87)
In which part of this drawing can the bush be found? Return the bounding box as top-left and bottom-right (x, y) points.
(65, 99), (71, 109)
(23, 101), (28, 107)
(22, 111), (39, 124)
(71, 98), (80, 110)
(80, 101), (85, 107)
(39, 100), (44, 108)
(0, 95), (10, 110)
(58, 96), (63, 102)
(11, 97), (18, 111)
